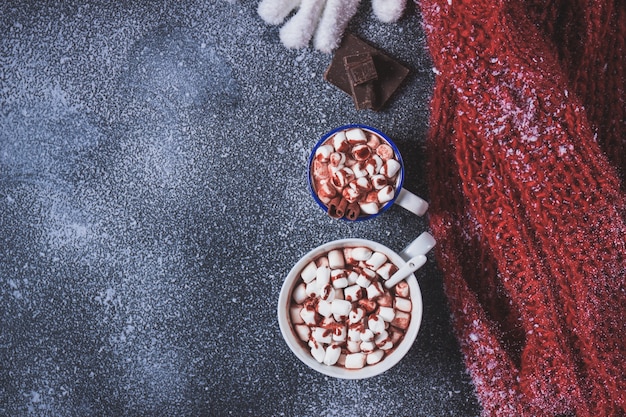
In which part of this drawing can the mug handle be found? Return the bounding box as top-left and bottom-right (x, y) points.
(399, 231), (436, 261)
(385, 232), (436, 288)
(394, 188), (429, 216)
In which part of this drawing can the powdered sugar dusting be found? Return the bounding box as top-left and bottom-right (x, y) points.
(1, 1), (479, 416)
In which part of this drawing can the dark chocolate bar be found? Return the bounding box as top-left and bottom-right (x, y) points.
(324, 33), (410, 111)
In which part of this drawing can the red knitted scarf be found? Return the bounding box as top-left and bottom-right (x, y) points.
(419, 0), (626, 415)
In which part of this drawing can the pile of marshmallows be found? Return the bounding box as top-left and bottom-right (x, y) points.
(311, 127), (402, 219)
(290, 245), (412, 369)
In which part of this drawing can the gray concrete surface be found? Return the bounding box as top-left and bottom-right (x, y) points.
(1, 1), (481, 415)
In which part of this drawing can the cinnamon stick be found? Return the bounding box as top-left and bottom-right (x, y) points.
(327, 196), (349, 219)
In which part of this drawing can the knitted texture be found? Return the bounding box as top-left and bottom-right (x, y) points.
(419, 0), (626, 415)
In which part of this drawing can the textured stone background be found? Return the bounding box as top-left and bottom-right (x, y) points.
(0, 1), (480, 415)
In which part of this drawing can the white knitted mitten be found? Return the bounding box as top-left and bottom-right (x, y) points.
(258, 0), (406, 52)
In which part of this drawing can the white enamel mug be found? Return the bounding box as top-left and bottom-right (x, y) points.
(278, 232), (436, 379)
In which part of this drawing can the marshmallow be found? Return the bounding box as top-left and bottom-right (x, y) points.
(347, 326), (362, 342)
(374, 330), (389, 345)
(360, 340), (376, 353)
(378, 306), (396, 322)
(368, 314), (386, 334)
(301, 261), (318, 283)
(342, 186), (361, 204)
(394, 281), (410, 298)
(315, 144), (334, 162)
(359, 202), (379, 215)
(365, 252), (388, 270)
(330, 299), (352, 318)
(360, 328), (374, 342)
(347, 340), (362, 353)
(316, 181), (337, 204)
(395, 297), (412, 312)
(351, 162), (369, 178)
(328, 250), (345, 269)
(312, 159), (331, 182)
(345, 128), (367, 144)
(351, 247), (373, 261)
(317, 299), (332, 317)
(361, 266), (377, 280)
(294, 324), (311, 342)
(309, 340), (326, 363)
(391, 310), (411, 330)
(344, 352), (366, 369)
(331, 167), (354, 189)
(351, 144), (371, 161)
(356, 273), (373, 288)
(377, 185), (395, 204)
(349, 177), (370, 195)
(319, 283), (335, 301)
(317, 256), (329, 267)
(330, 269), (349, 289)
(292, 283), (307, 304)
(305, 281), (319, 297)
(349, 307), (365, 324)
(356, 267), (377, 288)
(376, 143), (394, 160)
(343, 248), (356, 265)
(347, 271), (359, 285)
(290, 306), (304, 324)
(332, 131), (349, 152)
(323, 344), (342, 366)
(312, 327), (332, 344)
(316, 266), (330, 287)
(300, 307), (317, 325)
(366, 349), (385, 365)
(371, 174), (387, 189)
(366, 132), (381, 148)
(381, 159), (401, 178)
(329, 152), (346, 167)
(377, 262), (399, 280)
(366, 281), (384, 299)
(332, 325), (347, 342)
(344, 285), (363, 302)
(364, 155), (383, 176)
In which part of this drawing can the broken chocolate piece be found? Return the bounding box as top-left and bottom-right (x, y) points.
(344, 53), (378, 110)
(324, 33), (410, 111)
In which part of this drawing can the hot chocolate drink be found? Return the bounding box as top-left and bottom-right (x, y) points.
(309, 126), (403, 220)
(288, 244), (413, 369)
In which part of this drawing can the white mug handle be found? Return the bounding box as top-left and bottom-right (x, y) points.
(394, 188), (429, 216)
(386, 232), (436, 288)
(399, 231), (436, 261)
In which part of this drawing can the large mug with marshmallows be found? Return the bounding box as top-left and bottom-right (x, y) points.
(277, 232), (436, 379)
(308, 124), (428, 221)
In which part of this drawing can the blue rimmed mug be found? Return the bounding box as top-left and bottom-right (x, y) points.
(308, 124), (428, 221)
